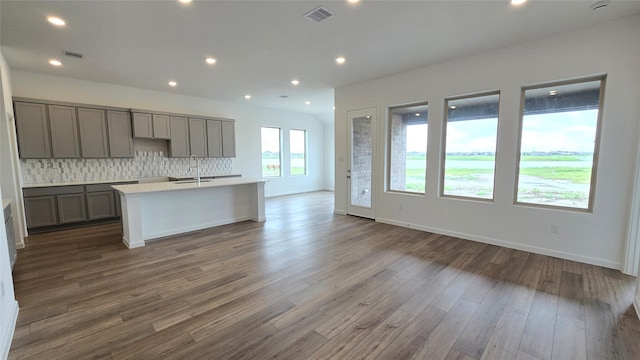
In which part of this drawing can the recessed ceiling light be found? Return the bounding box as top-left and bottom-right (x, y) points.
(168, 81), (177, 87)
(178, 0), (193, 4)
(291, 80), (300, 86)
(49, 59), (62, 66)
(244, 94), (252, 100)
(449, 105), (457, 109)
(511, 0), (527, 6)
(47, 16), (66, 26)
(305, 101), (311, 105)
(549, 90), (557, 96)
(415, 113), (421, 116)
(205, 57), (217, 65)
(335, 56), (346, 65)
(347, 0), (361, 3)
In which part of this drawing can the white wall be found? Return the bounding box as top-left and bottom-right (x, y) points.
(335, 15), (640, 271)
(11, 70), (327, 198)
(323, 122), (335, 191)
(0, 51), (25, 246)
(0, 51), (19, 360)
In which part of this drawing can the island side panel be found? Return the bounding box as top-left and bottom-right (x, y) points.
(250, 181), (266, 222)
(120, 193), (145, 248)
(139, 185), (252, 241)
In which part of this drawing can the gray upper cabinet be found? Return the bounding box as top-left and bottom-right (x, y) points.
(78, 108), (109, 158)
(189, 118), (208, 157)
(132, 112), (170, 139)
(107, 111), (134, 158)
(206, 120), (223, 157)
(152, 114), (171, 139)
(169, 116), (190, 157)
(15, 102), (51, 159)
(221, 120), (236, 157)
(49, 105), (80, 158)
(132, 113), (153, 138)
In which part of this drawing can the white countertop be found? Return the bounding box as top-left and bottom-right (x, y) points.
(23, 178), (140, 188)
(112, 177), (267, 195)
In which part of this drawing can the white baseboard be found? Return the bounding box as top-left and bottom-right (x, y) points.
(334, 209), (346, 215)
(376, 217), (621, 270)
(634, 294), (640, 319)
(1, 301), (19, 360)
(265, 188), (325, 198)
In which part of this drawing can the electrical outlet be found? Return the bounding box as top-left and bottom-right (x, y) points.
(551, 224), (560, 235)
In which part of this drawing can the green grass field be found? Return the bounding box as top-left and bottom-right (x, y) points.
(408, 154), (590, 162)
(398, 154), (592, 194)
(262, 166), (306, 176)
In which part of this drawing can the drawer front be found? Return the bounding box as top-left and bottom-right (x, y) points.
(86, 183), (116, 192)
(24, 185), (85, 197)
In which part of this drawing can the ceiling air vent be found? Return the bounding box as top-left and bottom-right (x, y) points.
(63, 50), (83, 59)
(304, 6), (333, 23)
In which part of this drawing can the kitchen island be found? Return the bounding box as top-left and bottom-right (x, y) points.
(112, 178), (266, 248)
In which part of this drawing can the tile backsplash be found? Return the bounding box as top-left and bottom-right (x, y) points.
(21, 151), (233, 184)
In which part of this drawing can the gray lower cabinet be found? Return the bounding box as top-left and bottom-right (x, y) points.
(24, 195), (58, 228)
(86, 183), (117, 220)
(221, 120), (236, 157)
(78, 108), (109, 158)
(49, 105), (81, 158)
(4, 202), (17, 269)
(115, 192), (122, 217)
(14, 102), (51, 159)
(189, 118), (208, 157)
(169, 116), (190, 157)
(107, 111), (134, 158)
(86, 191), (116, 220)
(57, 193), (87, 224)
(23, 182), (134, 230)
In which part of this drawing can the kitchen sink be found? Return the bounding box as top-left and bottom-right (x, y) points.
(173, 179), (215, 184)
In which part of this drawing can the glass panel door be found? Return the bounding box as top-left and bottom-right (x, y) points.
(347, 108), (376, 219)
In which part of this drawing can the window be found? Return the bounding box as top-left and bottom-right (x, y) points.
(442, 92), (500, 200)
(290, 129), (307, 176)
(261, 127), (281, 177)
(388, 103), (428, 193)
(516, 77), (604, 210)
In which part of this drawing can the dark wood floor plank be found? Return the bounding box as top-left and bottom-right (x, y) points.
(7, 191), (639, 360)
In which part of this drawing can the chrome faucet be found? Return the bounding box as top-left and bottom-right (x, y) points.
(189, 154), (201, 185)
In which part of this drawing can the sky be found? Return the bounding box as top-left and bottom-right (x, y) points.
(405, 109), (598, 153)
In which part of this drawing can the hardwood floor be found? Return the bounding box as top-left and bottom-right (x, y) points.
(8, 191), (640, 359)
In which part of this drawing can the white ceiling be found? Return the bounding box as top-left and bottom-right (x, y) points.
(2, 0), (640, 123)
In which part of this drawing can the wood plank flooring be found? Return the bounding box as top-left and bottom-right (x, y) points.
(8, 191), (640, 359)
